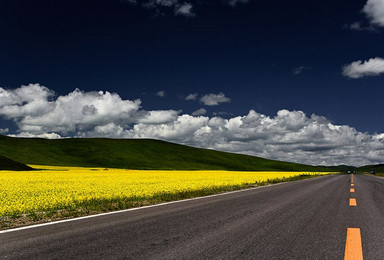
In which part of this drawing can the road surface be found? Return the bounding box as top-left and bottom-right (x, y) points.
(1, 174), (384, 259)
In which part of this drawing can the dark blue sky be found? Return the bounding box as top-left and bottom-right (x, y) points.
(1, 0), (383, 133)
(1, 0), (384, 165)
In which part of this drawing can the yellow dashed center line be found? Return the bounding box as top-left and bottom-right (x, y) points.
(345, 175), (363, 259)
(344, 228), (363, 260)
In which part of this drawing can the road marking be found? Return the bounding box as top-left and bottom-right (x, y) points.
(350, 188), (355, 193)
(350, 198), (357, 206)
(344, 228), (363, 260)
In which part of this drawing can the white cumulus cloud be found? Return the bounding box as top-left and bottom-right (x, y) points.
(138, 110), (180, 124)
(200, 92), (230, 106)
(342, 57), (384, 78)
(363, 0), (384, 27)
(0, 84), (141, 135)
(129, 114), (209, 142)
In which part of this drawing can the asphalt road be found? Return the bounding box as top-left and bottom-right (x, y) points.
(1, 174), (384, 259)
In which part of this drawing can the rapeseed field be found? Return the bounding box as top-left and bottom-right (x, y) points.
(0, 166), (327, 219)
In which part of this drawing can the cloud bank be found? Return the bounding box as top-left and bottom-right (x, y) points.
(342, 57), (384, 78)
(1, 84), (384, 166)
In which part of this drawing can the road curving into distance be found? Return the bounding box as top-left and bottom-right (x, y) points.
(1, 174), (384, 259)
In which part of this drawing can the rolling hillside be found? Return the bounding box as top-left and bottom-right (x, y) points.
(326, 165), (357, 173)
(357, 164), (384, 174)
(0, 154), (33, 171)
(0, 135), (334, 171)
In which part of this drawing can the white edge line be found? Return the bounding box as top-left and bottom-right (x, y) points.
(0, 175), (327, 234)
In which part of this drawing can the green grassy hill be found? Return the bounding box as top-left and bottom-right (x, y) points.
(357, 164), (384, 174)
(0, 154), (33, 171)
(327, 165), (357, 173)
(0, 135), (334, 171)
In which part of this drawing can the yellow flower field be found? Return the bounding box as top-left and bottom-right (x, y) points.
(0, 165), (328, 217)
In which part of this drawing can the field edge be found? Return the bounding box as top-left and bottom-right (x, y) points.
(0, 173), (333, 231)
